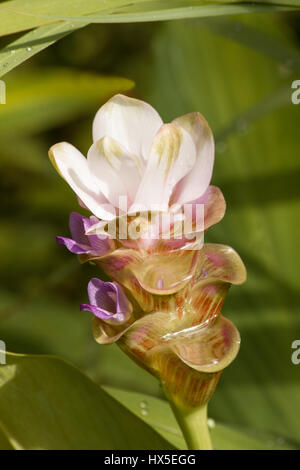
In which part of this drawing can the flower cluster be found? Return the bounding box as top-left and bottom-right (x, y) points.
(50, 94), (246, 410)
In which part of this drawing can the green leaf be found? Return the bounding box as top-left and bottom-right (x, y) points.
(0, 68), (134, 135)
(133, 15), (300, 442)
(0, 0), (132, 36)
(0, 22), (86, 78)
(0, 352), (173, 449)
(104, 387), (298, 450)
(75, 2), (298, 24)
(0, 0), (298, 37)
(0, 1), (299, 77)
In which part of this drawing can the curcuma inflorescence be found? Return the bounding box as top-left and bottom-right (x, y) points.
(50, 94), (246, 449)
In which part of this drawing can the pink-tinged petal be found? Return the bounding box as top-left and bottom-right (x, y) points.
(149, 206), (204, 252)
(88, 215), (201, 298)
(80, 278), (132, 324)
(49, 142), (116, 221)
(171, 112), (214, 204)
(132, 124), (196, 212)
(77, 197), (89, 210)
(95, 248), (155, 312)
(172, 316), (240, 373)
(92, 94), (163, 163)
(117, 309), (222, 408)
(153, 349), (221, 408)
(131, 249), (200, 296)
(187, 244), (246, 324)
(165, 186), (225, 245)
(118, 310), (169, 360)
(195, 243), (247, 285)
(87, 136), (141, 208)
(188, 280), (229, 325)
(195, 185), (226, 231)
(92, 316), (132, 345)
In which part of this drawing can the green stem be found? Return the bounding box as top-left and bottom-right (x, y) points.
(167, 396), (212, 450)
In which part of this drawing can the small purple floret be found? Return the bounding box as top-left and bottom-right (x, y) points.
(56, 212), (113, 257)
(80, 278), (132, 324)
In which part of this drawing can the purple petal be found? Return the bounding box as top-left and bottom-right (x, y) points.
(69, 212), (91, 246)
(82, 216), (114, 255)
(88, 278), (117, 312)
(56, 236), (88, 254)
(81, 278), (132, 323)
(58, 212), (114, 257)
(80, 303), (115, 319)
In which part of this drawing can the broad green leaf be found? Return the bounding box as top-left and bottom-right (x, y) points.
(0, 352), (173, 450)
(0, 68), (134, 135)
(133, 15), (300, 441)
(0, 292), (161, 397)
(0, 1), (299, 77)
(104, 387), (298, 450)
(0, 0), (132, 36)
(74, 2), (298, 24)
(0, 0), (298, 36)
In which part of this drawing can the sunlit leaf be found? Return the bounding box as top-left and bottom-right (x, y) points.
(0, 1), (298, 77)
(0, 352), (173, 449)
(79, 1), (298, 24)
(105, 387), (298, 449)
(0, 0), (131, 36)
(0, 0), (298, 37)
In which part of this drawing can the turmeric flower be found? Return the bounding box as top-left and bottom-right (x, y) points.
(49, 94), (224, 224)
(50, 94), (246, 450)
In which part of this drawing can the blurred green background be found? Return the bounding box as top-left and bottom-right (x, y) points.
(1, 10), (300, 446)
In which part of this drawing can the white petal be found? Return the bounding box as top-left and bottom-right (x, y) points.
(49, 142), (115, 220)
(92, 94), (163, 163)
(172, 112), (214, 204)
(87, 136), (141, 209)
(131, 124), (196, 213)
